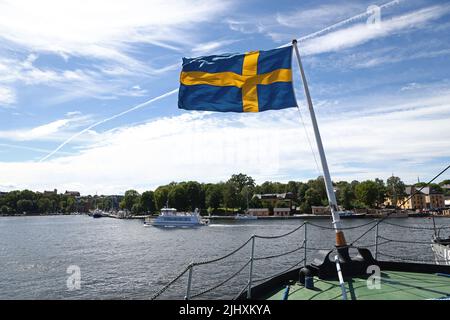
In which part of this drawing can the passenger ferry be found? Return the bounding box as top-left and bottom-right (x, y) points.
(148, 208), (208, 228)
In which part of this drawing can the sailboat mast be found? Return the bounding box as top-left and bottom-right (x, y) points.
(292, 39), (347, 247)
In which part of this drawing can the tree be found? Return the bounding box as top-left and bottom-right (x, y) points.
(20, 190), (36, 201)
(223, 182), (240, 212)
(184, 181), (203, 210)
(256, 181), (286, 194)
(297, 183), (308, 203)
(65, 197), (76, 213)
(168, 184), (189, 211)
(248, 195), (263, 208)
(227, 174), (255, 193)
(3, 190), (21, 212)
(37, 198), (52, 214)
(140, 191), (155, 213)
(59, 200), (67, 213)
(307, 177), (328, 205)
(154, 186), (170, 210)
(355, 180), (379, 208)
(386, 176), (406, 208)
(336, 182), (355, 209)
(205, 184), (222, 213)
(17, 199), (34, 214)
(374, 178), (387, 207)
(101, 197), (113, 211)
(1, 205), (10, 215)
(120, 190), (140, 212)
(429, 183), (443, 194)
(302, 188), (322, 213)
(286, 181), (301, 204)
(131, 203), (142, 215)
(240, 185), (255, 210)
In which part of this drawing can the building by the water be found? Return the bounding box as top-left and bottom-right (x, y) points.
(385, 186), (445, 210)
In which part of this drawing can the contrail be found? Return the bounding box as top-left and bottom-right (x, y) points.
(39, 88), (179, 162)
(278, 0), (403, 47)
(0, 143), (74, 155)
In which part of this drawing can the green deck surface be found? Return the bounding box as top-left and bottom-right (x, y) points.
(268, 271), (450, 300)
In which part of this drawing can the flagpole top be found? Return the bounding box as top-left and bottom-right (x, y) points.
(292, 39), (297, 44)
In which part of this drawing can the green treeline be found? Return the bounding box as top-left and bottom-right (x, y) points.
(2, 174), (447, 216)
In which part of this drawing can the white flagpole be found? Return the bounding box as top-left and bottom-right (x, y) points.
(292, 39), (347, 248)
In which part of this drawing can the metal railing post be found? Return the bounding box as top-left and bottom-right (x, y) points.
(247, 235), (255, 299)
(185, 263), (194, 300)
(374, 221), (379, 260)
(304, 222), (308, 266)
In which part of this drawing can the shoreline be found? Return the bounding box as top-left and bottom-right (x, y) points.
(2, 213), (449, 219)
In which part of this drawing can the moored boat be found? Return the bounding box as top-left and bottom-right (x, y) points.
(337, 210), (366, 219)
(91, 208), (106, 218)
(235, 213), (258, 220)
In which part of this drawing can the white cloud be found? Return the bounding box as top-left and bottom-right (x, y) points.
(276, 3), (363, 29)
(1, 87), (449, 194)
(65, 111), (82, 117)
(0, 86), (16, 106)
(0, 0), (231, 103)
(191, 39), (241, 55)
(0, 54), (167, 103)
(0, 114), (93, 141)
(0, 0), (230, 64)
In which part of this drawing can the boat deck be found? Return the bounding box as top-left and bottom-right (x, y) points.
(267, 271), (450, 300)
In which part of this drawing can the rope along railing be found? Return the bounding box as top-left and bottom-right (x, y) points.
(253, 258), (305, 284)
(306, 219), (377, 230)
(254, 243), (305, 261)
(190, 260), (251, 299)
(378, 235), (435, 245)
(253, 222), (305, 239)
(150, 214), (450, 300)
(150, 264), (191, 300)
(381, 220), (450, 230)
(372, 219), (450, 263)
(150, 223), (307, 300)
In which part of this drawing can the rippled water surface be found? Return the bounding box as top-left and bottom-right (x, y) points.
(0, 215), (448, 299)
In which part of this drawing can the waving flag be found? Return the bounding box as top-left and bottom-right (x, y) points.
(178, 46), (297, 112)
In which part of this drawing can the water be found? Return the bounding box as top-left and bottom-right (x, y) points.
(0, 215), (448, 299)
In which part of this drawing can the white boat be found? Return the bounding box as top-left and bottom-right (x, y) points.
(431, 236), (450, 266)
(234, 213), (258, 220)
(149, 208), (208, 227)
(91, 208), (106, 218)
(336, 210), (365, 219)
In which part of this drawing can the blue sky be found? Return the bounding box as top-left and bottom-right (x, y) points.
(0, 0), (449, 194)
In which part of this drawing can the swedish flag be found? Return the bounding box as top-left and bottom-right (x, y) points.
(178, 46), (297, 112)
